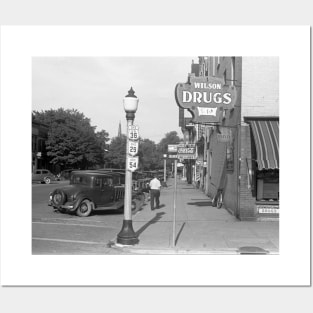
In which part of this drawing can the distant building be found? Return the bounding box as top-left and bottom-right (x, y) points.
(118, 121), (122, 137)
(32, 120), (49, 172)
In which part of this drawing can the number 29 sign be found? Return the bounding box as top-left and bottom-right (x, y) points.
(128, 141), (139, 156)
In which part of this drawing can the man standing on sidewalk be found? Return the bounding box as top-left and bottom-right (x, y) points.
(149, 174), (161, 210)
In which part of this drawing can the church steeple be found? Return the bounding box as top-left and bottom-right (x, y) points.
(118, 121), (122, 137)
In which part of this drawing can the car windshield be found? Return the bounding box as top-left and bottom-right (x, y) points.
(70, 175), (90, 185)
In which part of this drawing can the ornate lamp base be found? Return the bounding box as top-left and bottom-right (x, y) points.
(117, 220), (139, 245)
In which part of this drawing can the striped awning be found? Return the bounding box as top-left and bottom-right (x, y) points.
(249, 120), (279, 170)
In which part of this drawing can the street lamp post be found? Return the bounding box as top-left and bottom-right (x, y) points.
(117, 87), (139, 245)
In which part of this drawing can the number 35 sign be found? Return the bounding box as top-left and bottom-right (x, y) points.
(127, 157), (139, 172)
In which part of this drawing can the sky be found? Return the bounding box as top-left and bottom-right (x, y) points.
(32, 57), (197, 143)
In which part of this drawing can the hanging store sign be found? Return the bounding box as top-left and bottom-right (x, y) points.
(168, 144), (178, 153)
(175, 76), (237, 124)
(177, 143), (196, 159)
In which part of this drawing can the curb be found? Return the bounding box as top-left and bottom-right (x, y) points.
(111, 244), (239, 254)
(109, 243), (279, 255)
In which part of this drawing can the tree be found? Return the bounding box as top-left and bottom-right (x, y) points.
(95, 129), (110, 166)
(104, 135), (127, 169)
(157, 131), (182, 169)
(102, 130), (183, 171)
(32, 108), (109, 169)
(157, 131), (182, 154)
(138, 138), (159, 170)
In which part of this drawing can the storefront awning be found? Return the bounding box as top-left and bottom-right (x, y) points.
(249, 120), (279, 170)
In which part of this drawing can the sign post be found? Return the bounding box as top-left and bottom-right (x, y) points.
(172, 159), (177, 247)
(163, 154), (167, 184)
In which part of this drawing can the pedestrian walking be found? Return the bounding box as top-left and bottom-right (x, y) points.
(149, 174), (161, 210)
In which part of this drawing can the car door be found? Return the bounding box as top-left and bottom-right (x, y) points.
(32, 170), (42, 181)
(99, 177), (115, 205)
(42, 170), (50, 178)
(91, 176), (114, 206)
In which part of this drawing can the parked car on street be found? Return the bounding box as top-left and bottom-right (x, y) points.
(48, 170), (145, 217)
(32, 169), (57, 184)
(58, 169), (75, 180)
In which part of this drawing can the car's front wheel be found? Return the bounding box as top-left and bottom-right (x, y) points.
(76, 199), (93, 217)
(44, 177), (51, 184)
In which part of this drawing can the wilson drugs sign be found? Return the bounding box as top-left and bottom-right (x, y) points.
(175, 75), (237, 124)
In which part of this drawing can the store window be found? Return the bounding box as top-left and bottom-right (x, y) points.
(256, 170), (279, 201)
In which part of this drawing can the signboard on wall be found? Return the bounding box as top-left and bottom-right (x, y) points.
(217, 127), (233, 143)
(175, 76), (237, 124)
(257, 205), (279, 214)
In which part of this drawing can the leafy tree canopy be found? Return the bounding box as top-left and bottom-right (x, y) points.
(104, 135), (127, 169)
(32, 108), (110, 169)
(138, 138), (159, 170)
(157, 131), (182, 154)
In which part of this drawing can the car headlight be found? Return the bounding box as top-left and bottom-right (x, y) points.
(49, 195), (52, 200)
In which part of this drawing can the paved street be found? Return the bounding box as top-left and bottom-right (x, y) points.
(32, 178), (279, 255)
(32, 181), (126, 254)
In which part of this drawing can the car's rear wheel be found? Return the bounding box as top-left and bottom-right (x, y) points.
(44, 177), (51, 184)
(76, 199), (93, 217)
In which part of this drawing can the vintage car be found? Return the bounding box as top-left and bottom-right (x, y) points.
(58, 168), (75, 180)
(48, 170), (145, 217)
(32, 169), (57, 184)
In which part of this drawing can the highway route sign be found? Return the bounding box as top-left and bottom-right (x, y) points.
(128, 141), (139, 156)
(127, 156), (139, 172)
(128, 125), (139, 141)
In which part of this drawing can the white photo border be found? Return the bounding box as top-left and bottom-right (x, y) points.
(0, 26), (310, 286)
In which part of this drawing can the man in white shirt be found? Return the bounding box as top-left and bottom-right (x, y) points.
(149, 175), (161, 210)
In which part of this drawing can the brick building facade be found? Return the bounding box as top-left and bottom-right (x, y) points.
(177, 56), (279, 221)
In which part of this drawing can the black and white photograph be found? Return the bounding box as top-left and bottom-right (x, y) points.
(0, 25), (310, 288)
(31, 56), (279, 255)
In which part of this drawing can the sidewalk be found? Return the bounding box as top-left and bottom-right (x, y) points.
(113, 178), (279, 254)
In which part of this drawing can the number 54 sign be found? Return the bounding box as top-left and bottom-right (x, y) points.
(127, 157), (139, 172)
(128, 125), (139, 140)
